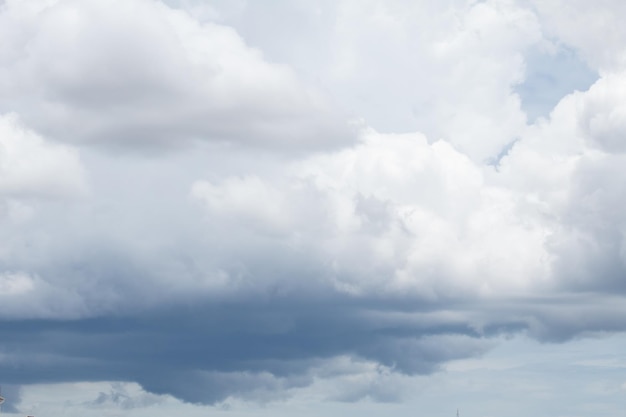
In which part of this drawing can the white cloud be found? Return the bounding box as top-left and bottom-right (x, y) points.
(531, 0), (626, 73)
(191, 176), (293, 235)
(190, 128), (553, 298)
(0, 271), (36, 295)
(184, 56), (626, 313)
(577, 73), (626, 153)
(0, 112), (86, 274)
(0, 113), (86, 198)
(0, 0), (352, 150)
(227, 0), (543, 161)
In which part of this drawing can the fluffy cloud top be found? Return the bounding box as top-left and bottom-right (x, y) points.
(0, 0), (352, 150)
(0, 113), (85, 197)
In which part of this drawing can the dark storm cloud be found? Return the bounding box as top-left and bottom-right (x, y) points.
(3, 251), (626, 405)
(0, 291), (488, 404)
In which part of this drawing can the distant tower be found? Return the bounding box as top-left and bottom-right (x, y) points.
(457, 409), (460, 417)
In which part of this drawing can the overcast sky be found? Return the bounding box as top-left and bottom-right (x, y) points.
(1, 0), (626, 416)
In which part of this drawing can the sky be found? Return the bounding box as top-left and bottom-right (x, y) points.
(0, 0), (626, 416)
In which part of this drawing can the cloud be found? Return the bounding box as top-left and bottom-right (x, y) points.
(577, 73), (626, 153)
(207, 0), (543, 161)
(0, 0), (625, 410)
(0, 0), (353, 151)
(0, 271), (35, 296)
(0, 113), (86, 199)
(85, 382), (164, 410)
(531, 0), (626, 72)
(0, 385), (23, 413)
(191, 176), (293, 235)
(0, 292), (494, 405)
(2, 112), (624, 402)
(0, 113), (86, 293)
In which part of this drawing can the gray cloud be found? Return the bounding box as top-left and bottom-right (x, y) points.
(0, 293), (483, 403)
(85, 382), (164, 410)
(0, 385), (22, 414)
(2, 130), (626, 402)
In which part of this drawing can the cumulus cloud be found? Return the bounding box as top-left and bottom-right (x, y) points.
(0, 113), (86, 299)
(0, 271), (35, 296)
(189, 129), (553, 298)
(531, 0), (626, 72)
(0, 0), (353, 151)
(577, 73), (626, 153)
(0, 113), (86, 198)
(208, 0), (543, 161)
(0, 0), (625, 410)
